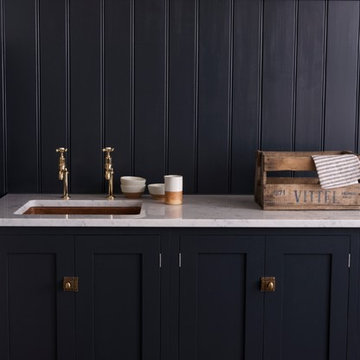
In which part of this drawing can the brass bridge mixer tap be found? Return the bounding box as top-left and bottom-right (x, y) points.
(103, 147), (115, 200)
(56, 147), (70, 200)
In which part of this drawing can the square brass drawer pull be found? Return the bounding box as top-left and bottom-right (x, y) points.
(63, 276), (79, 292)
(260, 277), (276, 292)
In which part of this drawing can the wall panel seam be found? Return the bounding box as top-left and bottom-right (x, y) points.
(227, 0), (234, 193)
(130, 0), (135, 175)
(35, 0), (41, 192)
(355, 2), (360, 153)
(258, 0), (264, 151)
(292, 0), (299, 151)
(164, 0), (169, 174)
(65, 0), (71, 188)
(321, 0), (329, 151)
(100, 0), (105, 191)
(1, 0), (7, 194)
(193, 0), (199, 193)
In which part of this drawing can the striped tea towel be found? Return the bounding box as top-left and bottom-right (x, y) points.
(312, 154), (360, 189)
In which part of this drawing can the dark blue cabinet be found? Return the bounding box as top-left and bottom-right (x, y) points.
(0, 229), (356, 360)
(75, 234), (161, 360)
(0, 235), (75, 360)
(264, 235), (350, 360)
(178, 231), (352, 360)
(179, 235), (265, 360)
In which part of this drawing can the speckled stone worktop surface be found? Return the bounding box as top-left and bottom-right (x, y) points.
(0, 193), (359, 227)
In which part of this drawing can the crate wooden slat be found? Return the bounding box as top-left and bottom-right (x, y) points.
(255, 150), (360, 210)
(264, 156), (316, 171)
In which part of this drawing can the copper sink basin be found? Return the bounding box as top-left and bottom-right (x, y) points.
(23, 206), (141, 215)
(15, 199), (142, 216)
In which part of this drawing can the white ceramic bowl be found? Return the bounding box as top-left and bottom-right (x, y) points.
(121, 184), (146, 193)
(121, 184), (145, 199)
(120, 176), (146, 186)
(148, 183), (165, 196)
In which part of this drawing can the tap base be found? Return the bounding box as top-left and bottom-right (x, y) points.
(106, 195), (115, 200)
(62, 195), (71, 200)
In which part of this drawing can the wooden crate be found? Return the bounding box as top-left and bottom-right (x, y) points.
(254, 150), (360, 210)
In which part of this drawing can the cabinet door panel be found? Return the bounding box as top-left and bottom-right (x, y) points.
(0, 235), (75, 360)
(265, 235), (349, 360)
(179, 235), (264, 360)
(76, 235), (160, 360)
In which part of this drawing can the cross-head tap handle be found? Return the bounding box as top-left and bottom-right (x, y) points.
(102, 147), (114, 155)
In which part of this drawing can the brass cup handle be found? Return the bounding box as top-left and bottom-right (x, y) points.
(267, 281), (274, 291)
(260, 277), (276, 292)
(63, 277), (79, 292)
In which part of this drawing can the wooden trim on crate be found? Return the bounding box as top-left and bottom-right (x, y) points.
(264, 156), (316, 171)
(259, 150), (353, 157)
(266, 177), (319, 185)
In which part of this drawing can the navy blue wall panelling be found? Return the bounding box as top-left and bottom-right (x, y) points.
(1, 0), (360, 195)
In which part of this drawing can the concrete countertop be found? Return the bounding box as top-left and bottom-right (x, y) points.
(0, 193), (359, 227)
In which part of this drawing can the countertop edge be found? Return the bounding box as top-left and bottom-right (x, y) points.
(0, 219), (359, 228)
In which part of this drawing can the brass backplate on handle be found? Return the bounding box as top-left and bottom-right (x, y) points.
(63, 277), (79, 292)
(260, 277), (276, 292)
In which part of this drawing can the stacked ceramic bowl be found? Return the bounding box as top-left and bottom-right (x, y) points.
(148, 183), (165, 201)
(120, 176), (146, 198)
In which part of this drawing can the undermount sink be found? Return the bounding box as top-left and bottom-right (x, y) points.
(14, 199), (142, 216)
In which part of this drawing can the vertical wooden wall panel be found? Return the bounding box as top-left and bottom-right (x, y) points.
(262, 0), (296, 151)
(325, 1), (359, 151)
(168, 0), (196, 193)
(40, 0), (66, 193)
(70, 0), (102, 193)
(197, 0), (231, 193)
(0, 0), (4, 196)
(5, 0), (38, 192)
(134, 0), (165, 184)
(295, 1), (325, 151)
(0, 91), (3, 196)
(231, 0), (261, 194)
(104, 0), (132, 189)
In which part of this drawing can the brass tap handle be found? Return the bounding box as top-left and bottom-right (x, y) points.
(102, 147), (114, 157)
(56, 147), (68, 154)
(103, 147), (115, 162)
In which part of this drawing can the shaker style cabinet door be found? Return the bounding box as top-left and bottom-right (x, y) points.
(0, 235), (75, 360)
(264, 235), (350, 360)
(75, 235), (161, 360)
(179, 235), (265, 360)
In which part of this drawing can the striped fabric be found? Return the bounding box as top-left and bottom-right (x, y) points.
(312, 154), (360, 189)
